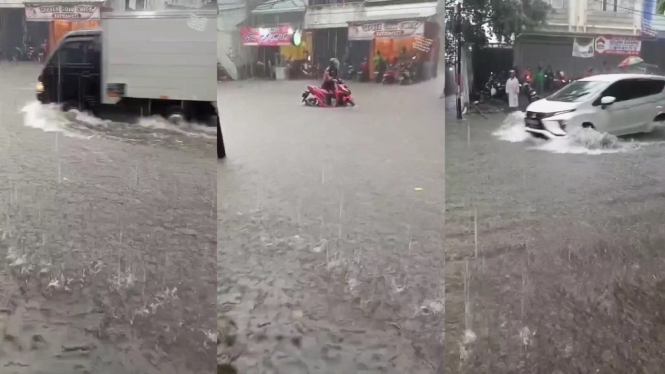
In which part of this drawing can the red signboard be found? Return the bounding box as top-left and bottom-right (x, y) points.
(240, 26), (293, 46)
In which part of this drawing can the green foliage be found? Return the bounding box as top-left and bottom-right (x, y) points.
(444, 0), (550, 63)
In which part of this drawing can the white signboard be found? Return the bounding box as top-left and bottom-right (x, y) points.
(413, 36), (433, 52)
(572, 38), (594, 58)
(594, 36), (641, 56)
(348, 21), (425, 41)
(25, 4), (101, 22)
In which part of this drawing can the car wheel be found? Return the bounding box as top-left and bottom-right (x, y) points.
(654, 114), (665, 123)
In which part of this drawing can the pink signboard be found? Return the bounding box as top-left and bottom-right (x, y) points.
(241, 26), (293, 46)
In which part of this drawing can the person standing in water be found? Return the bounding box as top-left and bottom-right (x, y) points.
(535, 65), (545, 96)
(506, 70), (521, 112)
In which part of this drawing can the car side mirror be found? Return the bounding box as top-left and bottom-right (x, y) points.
(600, 96), (616, 108)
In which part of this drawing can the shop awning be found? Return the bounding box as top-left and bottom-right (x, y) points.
(251, 0), (305, 15)
(23, 0), (105, 22)
(353, 2), (436, 23)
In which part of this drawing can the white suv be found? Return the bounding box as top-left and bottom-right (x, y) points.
(524, 74), (665, 139)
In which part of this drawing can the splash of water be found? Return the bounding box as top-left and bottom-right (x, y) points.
(493, 111), (645, 155)
(20, 101), (216, 139)
(20, 101), (91, 139)
(492, 112), (530, 143)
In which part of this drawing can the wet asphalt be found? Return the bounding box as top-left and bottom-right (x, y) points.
(445, 107), (665, 373)
(218, 79), (445, 373)
(0, 64), (216, 373)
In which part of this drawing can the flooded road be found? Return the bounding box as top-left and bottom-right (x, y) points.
(218, 80), (445, 373)
(0, 64), (216, 373)
(445, 110), (665, 373)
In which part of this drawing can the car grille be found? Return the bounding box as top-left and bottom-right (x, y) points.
(525, 121), (544, 130)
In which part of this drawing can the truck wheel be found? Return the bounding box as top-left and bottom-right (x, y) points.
(166, 107), (186, 125)
(62, 101), (81, 112)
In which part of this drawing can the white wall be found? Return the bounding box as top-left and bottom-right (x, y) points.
(305, 2), (363, 29)
(107, 0), (207, 12)
(217, 2), (254, 77)
(567, 0), (640, 35)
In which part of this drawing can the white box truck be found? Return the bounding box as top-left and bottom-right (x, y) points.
(35, 9), (224, 158)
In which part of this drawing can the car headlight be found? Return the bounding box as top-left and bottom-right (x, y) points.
(550, 109), (575, 117)
(36, 81), (44, 93)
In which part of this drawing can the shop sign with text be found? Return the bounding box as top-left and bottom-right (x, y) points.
(240, 26), (293, 46)
(594, 36), (641, 56)
(348, 21), (425, 41)
(25, 4), (101, 21)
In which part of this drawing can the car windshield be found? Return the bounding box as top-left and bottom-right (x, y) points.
(547, 81), (610, 103)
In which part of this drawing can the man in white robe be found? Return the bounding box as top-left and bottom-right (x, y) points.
(506, 70), (520, 111)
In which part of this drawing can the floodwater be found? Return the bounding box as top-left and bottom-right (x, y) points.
(218, 80), (446, 373)
(445, 110), (665, 373)
(0, 64), (216, 373)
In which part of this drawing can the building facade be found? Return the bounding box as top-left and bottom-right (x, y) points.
(305, 0), (439, 78)
(514, 0), (647, 77)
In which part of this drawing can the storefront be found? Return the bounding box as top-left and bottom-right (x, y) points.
(24, 1), (103, 52)
(514, 34), (642, 79)
(347, 19), (440, 78)
(239, 24), (310, 78)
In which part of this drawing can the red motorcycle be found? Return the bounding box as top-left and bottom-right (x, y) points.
(301, 79), (355, 107)
(382, 64), (400, 84)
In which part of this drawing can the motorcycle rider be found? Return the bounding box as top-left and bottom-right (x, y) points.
(544, 65), (554, 92)
(322, 58), (340, 106)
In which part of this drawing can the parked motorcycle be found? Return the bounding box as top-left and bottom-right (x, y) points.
(382, 64), (400, 84)
(345, 63), (356, 80)
(301, 62), (318, 79)
(552, 71), (571, 91)
(301, 79), (355, 107)
(522, 82), (540, 103)
(484, 72), (507, 101)
(397, 64), (414, 85)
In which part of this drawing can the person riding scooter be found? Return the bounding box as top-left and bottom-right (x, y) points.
(322, 58), (340, 106)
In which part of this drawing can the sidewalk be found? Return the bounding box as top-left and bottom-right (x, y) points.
(443, 95), (458, 112)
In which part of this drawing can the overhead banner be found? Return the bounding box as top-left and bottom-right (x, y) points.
(594, 36), (641, 56)
(25, 4), (101, 22)
(572, 38), (594, 58)
(240, 26), (293, 46)
(348, 20), (425, 41)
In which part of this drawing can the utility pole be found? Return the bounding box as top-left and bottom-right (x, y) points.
(455, 1), (463, 120)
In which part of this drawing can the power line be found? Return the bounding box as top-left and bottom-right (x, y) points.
(586, 0), (660, 17)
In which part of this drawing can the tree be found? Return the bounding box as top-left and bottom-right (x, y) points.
(444, 0), (550, 64)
